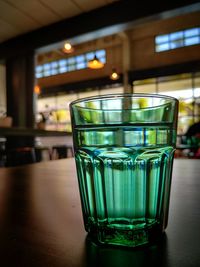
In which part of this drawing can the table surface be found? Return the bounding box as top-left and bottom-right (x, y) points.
(0, 158), (199, 267)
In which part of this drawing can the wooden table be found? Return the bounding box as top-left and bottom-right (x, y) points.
(0, 159), (199, 267)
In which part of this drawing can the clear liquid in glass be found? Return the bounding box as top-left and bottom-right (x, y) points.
(74, 123), (175, 247)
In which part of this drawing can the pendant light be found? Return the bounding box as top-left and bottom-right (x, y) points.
(88, 54), (104, 69)
(63, 41), (74, 54)
(88, 40), (104, 69)
(110, 68), (120, 80)
(109, 35), (120, 80)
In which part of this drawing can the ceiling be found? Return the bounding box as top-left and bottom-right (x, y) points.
(0, 0), (118, 43)
(0, 0), (199, 61)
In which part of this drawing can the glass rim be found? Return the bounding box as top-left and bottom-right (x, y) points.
(70, 93), (178, 107)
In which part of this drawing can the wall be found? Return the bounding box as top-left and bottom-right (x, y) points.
(130, 11), (200, 70)
(37, 38), (123, 88)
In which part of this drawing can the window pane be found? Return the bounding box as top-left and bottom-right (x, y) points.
(59, 59), (67, 66)
(36, 73), (43, 78)
(99, 57), (106, 63)
(36, 65), (43, 72)
(170, 31), (183, 41)
(134, 83), (156, 93)
(170, 39), (184, 49)
(194, 88), (200, 98)
(78, 90), (99, 99)
(96, 49), (105, 57)
(156, 43), (170, 52)
(155, 35), (169, 44)
(68, 57), (76, 64)
(184, 36), (200, 46)
(86, 52), (95, 60)
(51, 69), (59, 75)
(51, 62), (58, 68)
(76, 55), (85, 63)
(99, 87), (123, 95)
(59, 66), (68, 73)
(68, 65), (76, 71)
(44, 63), (50, 70)
(158, 77), (192, 93)
(43, 70), (51, 77)
(184, 27), (199, 37)
(77, 62), (86, 70)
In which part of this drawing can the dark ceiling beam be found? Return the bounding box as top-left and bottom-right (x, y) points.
(129, 60), (200, 82)
(0, 0), (199, 59)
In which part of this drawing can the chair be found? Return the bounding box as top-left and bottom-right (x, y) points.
(52, 145), (74, 160)
(6, 147), (36, 167)
(35, 146), (52, 162)
(0, 138), (6, 167)
(180, 135), (200, 159)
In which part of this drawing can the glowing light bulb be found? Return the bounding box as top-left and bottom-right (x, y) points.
(110, 69), (119, 80)
(63, 42), (74, 53)
(64, 43), (72, 50)
(34, 85), (41, 94)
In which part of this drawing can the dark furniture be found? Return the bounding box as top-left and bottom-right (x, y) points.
(35, 146), (52, 162)
(176, 135), (200, 158)
(0, 127), (72, 166)
(0, 137), (6, 166)
(5, 146), (36, 167)
(0, 158), (199, 267)
(52, 145), (74, 159)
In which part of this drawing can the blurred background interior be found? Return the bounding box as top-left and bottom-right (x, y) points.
(0, 0), (200, 166)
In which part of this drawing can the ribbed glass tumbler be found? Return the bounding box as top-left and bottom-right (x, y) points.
(70, 94), (178, 248)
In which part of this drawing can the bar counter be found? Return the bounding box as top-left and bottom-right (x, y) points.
(0, 158), (199, 267)
(0, 126), (71, 136)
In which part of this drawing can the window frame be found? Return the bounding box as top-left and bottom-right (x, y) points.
(155, 27), (200, 52)
(35, 49), (106, 78)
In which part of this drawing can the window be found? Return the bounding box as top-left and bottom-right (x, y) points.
(35, 65), (43, 78)
(132, 72), (200, 135)
(86, 52), (95, 60)
(155, 27), (200, 52)
(35, 49), (106, 78)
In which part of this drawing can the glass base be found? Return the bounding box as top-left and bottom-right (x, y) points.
(87, 223), (163, 248)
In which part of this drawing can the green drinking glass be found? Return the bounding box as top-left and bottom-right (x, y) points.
(70, 94), (178, 248)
